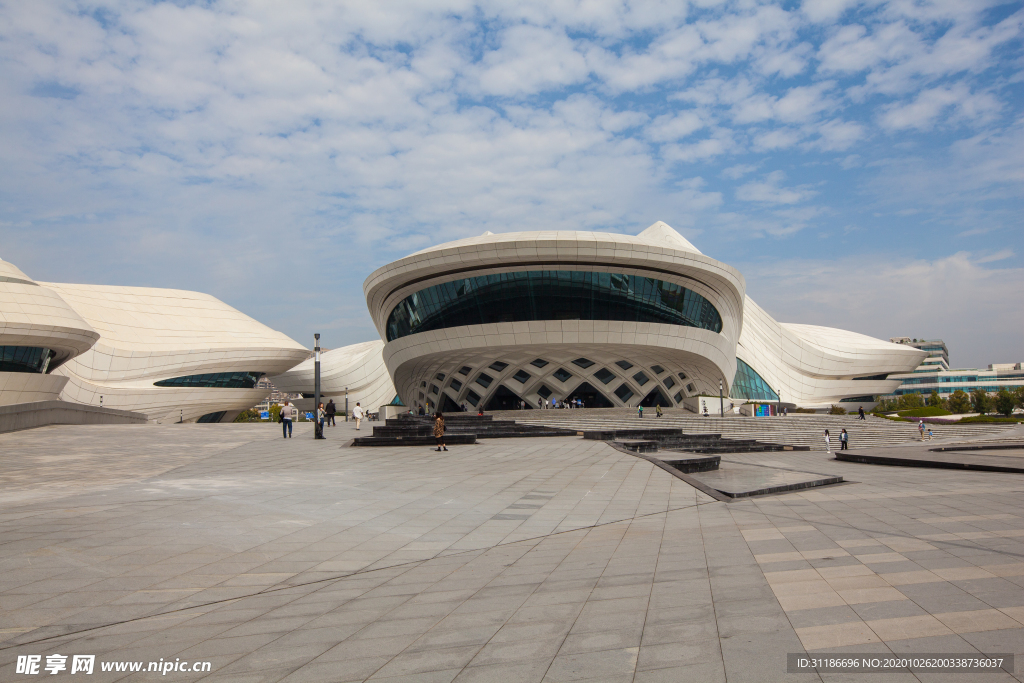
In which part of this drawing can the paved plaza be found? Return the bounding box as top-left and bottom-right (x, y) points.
(2, 421), (1024, 682)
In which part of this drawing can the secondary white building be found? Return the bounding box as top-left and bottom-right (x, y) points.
(362, 223), (925, 412)
(270, 339), (398, 415)
(1, 255), (310, 423)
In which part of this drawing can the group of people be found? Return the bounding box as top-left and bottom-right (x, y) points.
(537, 397), (585, 409)
(277, 399), (369, 439)
(823, 428), (849, 453)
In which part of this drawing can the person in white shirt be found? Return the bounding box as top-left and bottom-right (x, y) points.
(353, 402), (364, 430)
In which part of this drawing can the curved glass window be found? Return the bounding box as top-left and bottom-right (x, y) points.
(731, 359), (779, 401)
(154, 371), (263, 389)
(385, 270), (723, 341)
(0, 346), (53, 374)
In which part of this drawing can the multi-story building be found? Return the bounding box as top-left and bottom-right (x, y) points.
(888, 363), (1024, 399)
(889, 338), (949, 371)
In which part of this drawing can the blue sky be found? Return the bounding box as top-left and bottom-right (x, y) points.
(1, 0), (1021, 368)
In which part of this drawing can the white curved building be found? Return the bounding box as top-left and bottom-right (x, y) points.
(364, 223), (925, 411)
(0, 260), (100, 405)
(40, 283), (311, 423)
(270, 339), (398, 412)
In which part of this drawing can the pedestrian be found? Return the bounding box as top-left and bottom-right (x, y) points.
(656, 404), (663, 418)
(326, 399), (337, 427)
(927, 428), (934, 440)
(280, 400), (293, 438)
(418, 405), (425, 416)
(637, 404), (643, 419)
(840, 428), (848, 450)
(918, 420), (925, 440)
(538, 398), (543, 410)
(353, 402), (364, 430)
(433, 411), (447, 451)
(824, 429), (831, 454)
(858, 406), (865, 420)
(316, 402), (326, 439)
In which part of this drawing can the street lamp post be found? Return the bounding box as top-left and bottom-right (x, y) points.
(719, 380), (724, 418)
(345, 386), (349, 422)
(314, 334), (321, 439)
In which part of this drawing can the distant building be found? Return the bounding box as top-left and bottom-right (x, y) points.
(889, 338), (949, 371)
(888, 363), (1024, 398)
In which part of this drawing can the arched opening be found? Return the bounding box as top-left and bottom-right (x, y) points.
(485, 385), (529, 411)
(639, 386), (672, 408)
(565, 382), (614, 408)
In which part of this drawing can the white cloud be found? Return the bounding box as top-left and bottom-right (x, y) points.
(743, 251), (1024, 367)
(878, 83), (1000, 131)
(646, 110), (705, 142)
(736, 171), (817, 204)
(468, 24), (589, 96)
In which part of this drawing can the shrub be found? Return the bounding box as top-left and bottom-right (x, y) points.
(1016, 386), (1024, 410)
(872, 398), (898, 413)
(828, 404), (847, 415)
(927, 390), (942, 407)
(995, 388), (1016, 417)
(897, 406), (952, 417)
(971, 388), (991, 415)
(233, 409), (261, 423)
(947, 389), (972, 414)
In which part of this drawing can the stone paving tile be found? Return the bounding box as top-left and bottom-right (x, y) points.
(2, 423), (1024, 682)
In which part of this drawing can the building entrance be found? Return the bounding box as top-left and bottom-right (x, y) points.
(639, 387), (672, 408)
(485, 385), (530, 411)
(565, 382), (614, 408)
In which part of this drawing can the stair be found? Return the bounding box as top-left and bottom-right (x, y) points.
(485, 408), (1019, 452)
(352, 414), (575, 446)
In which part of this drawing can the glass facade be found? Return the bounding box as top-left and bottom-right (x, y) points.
(594, 368), (615, 385)
(153, 371), (263, 389)
(0, 346), (53, 374)
(730, 359), (779, 401)
(386, 270), (723, 341)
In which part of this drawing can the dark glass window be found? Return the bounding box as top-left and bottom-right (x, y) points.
(421, 381), (427, 387)
(594, 368), (615, 385)
(418, 392), (424, 400)
(385, 270), (724, 341)
(686, 383), (695, 393)
(633, 371), (649, 386)
(616, 361), (634, 370)
(476, 373), (493, 388)
(458, 366), (471, 375)
(553, 368), (572, 382)
(530, 358), (549, 368)
(512, 370), (530, 383)
(435, 373), (446, 381)
(730, 359), (779, 401)
(449, 378), (463, 391)
(651, 365), (665, 375)
(0, 346), (53, 374)
(466, 390), (481, 406)
(854, 373), (889, 381)
(664, 376), (676, 390)
(572, 358), (595, 368)
(154, 371), (263, 389)
(673, 392), (683, 402)
(614, 384), (634, 403)
(678, 372), (687, 380)
(840, 396), (875, 402)
(430, 384), (439, 395)
(537, 385), (552, 399)
(489, 361), (509, 372)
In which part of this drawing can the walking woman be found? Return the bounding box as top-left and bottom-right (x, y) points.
(433, 412), (447, 452)
(824, 429), (831, 454)
(840, 428), (848, 450)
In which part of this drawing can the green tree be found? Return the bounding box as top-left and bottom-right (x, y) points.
(947, 389), (972, 414)
(873, 398), (897, 413)
(927, 390), (942, 407)
(994, 388), (1016, 417)
(233, 409), (260, 423)
(1016, 386), (1024, 410)
(897, 393), (923, 410)
(970, 388), (991, 414)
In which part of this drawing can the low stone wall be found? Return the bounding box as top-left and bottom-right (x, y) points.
(0, 401), (147, 434)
